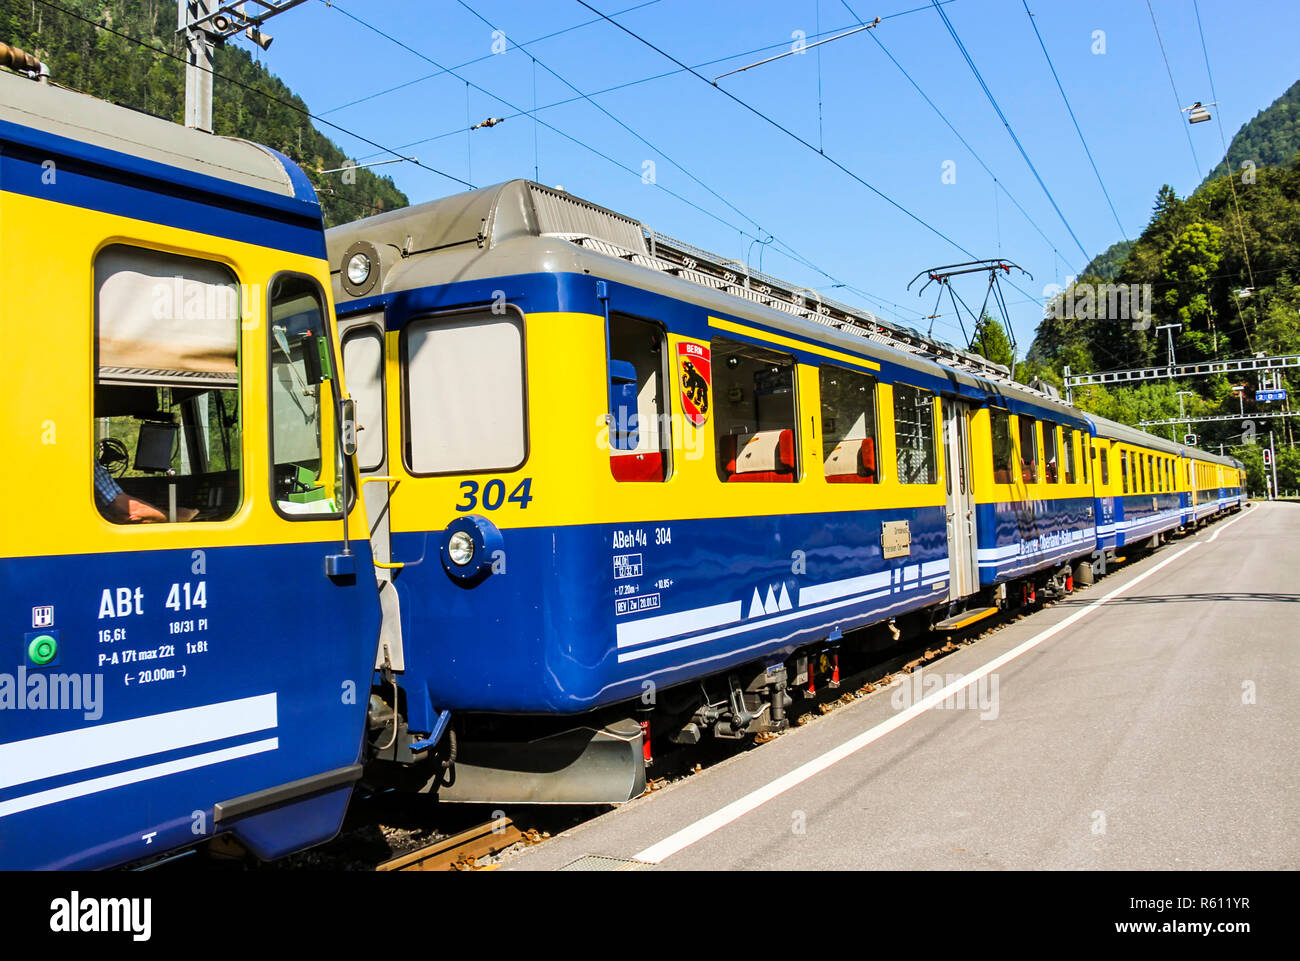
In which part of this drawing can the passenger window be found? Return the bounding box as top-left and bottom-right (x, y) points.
(1147, 455), (1154, 493)
(404, 309), (527, 474)
(990, 408), (1015, 484)
(1121, 450), (1129, 493)
(1042, 422), (1059, 483)
(714, 338), (798, 483)
(1099, 444), (1110, 486)
(269, 275), (341, 516)
(608, 313), (670, 482)
(820, 366), (879, 484)
(893, 383), (937, 485)
(1062, 427), (1076, 484)
(1018, 415), (1038, 484)
(93, 245), (241, 524)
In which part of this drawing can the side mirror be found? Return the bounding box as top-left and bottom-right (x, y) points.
(301, 333), (331, 385)
(340, 398), (358, 457)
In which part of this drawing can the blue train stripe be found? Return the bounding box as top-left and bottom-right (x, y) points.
(0, 117), (326, 258)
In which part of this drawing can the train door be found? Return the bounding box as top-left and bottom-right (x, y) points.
(339, 315), (404, 673)
(942, 399), (979, 601)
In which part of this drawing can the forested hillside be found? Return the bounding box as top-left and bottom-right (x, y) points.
(1206, 78), (1300, 184)
(0, 0), (409, 226)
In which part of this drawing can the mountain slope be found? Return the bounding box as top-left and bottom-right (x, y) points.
(1205, 77), (1300, 184)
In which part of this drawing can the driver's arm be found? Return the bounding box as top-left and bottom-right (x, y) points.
(95, 462), (197, 523)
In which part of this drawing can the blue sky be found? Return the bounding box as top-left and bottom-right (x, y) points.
(231, 0), (1299, 358)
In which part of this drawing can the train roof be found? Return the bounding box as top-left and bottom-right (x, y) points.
(1085, 412), (1242, 466)
(327, 179), (1088, 424)
(0, 70), (313, 202)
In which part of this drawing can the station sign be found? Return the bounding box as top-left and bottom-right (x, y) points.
(1255, 389), (1287, 402)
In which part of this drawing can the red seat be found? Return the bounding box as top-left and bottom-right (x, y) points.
(994, 467), (1014, 485)
(825, 437), (877, 484)
(611, 450), (665, 482)
(724, 429), (796, 483)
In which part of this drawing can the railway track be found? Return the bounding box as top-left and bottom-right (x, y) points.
(375, 818), (547, 871)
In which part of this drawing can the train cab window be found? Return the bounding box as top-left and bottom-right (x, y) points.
(1121, 450), (1129, 493)
(819, 366), (879, 484)
(1042, 421), (1059, 483)
(893, 384), (937, 484)
(93, 245), (241, 524)
(714, 338), (798, 483)
(607, 313), (670, 482)
(1099, 444), (1110, 486)
(1062, 427), (1077, 484)
(990, 408), (1015, 484)
(269, 275), (341, 516)
(403, 309), (527, 475)
(1018, 415), (1039, 484)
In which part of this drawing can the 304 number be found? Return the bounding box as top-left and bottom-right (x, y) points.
(456, 478), (533, 512)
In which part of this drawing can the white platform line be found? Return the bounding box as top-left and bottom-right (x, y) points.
(632, 525), (1234, 866)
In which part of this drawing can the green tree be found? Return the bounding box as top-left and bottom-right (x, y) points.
(968, 311), (1015, 368)
(1159, 221), (1224, 358)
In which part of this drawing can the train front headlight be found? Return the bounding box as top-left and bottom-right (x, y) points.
(345, 251), (371, 287)
(447, 530), (475, 566)
(440, 515), (504, 585)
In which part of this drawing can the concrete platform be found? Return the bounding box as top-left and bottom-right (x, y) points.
(505, 503), (1298, 871)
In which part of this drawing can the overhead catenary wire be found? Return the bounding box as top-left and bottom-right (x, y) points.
(573, 0), (983, 263)
(572, 0), (1061, 348)
(452, 0), (962, 326)
(326, 0), (917, 324)
(327, 0), (956, 122)
(927, 0), (1090, 262)
(1192, 0), (1257, 354)
(838, 0), (1078, 275)
(1145, 0), (1203, 181)
(1021, 2), (1127, 239)
(316, 0), (667, 117)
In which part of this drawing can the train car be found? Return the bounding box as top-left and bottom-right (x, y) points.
(971, 393), (1098, 595)
(1189, 450), (1246, 518)
(1086, 415), (1186, 556)
(326, 180), (1110, 803)
(1086, 416), (1245, 563)
(0, 67), (380, 868)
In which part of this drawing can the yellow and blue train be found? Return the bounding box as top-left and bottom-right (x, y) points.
(0, 54), (1248, 864)
(327, 181), (1245, 804)
(0, 66), (379, 868)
